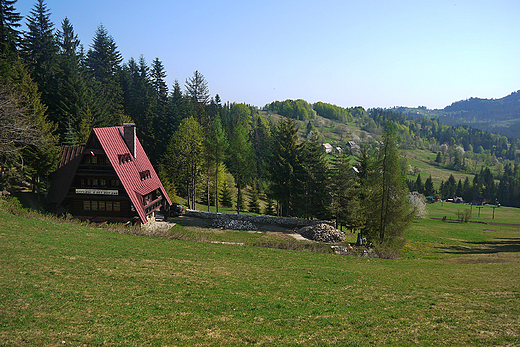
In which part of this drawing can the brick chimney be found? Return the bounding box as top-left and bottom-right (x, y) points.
(123, 123), (136, 158)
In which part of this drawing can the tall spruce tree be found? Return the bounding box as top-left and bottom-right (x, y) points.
(267, 116), (299, 216)
(0, 0), (22, 64)
(294, 133), (330, 219)
(55, 17), (88, 140)
(86, 24), (123, 126)
(330, 151), (364, 231)
(20, 0), (59, 125)
(424, 175), (435, 197)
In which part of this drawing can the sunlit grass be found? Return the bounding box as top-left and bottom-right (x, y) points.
(1, 200), (519, 346)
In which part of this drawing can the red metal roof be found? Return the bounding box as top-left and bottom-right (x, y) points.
(93, 126), (172, 223)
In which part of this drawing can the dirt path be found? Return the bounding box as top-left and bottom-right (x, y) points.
(430, 217), (520, 227)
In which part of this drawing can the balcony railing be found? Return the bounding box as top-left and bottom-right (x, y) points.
(144, 196), (163, 215)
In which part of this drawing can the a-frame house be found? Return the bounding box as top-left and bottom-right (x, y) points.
(48, 124), (172, 224)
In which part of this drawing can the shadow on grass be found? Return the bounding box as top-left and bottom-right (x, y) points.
(436, 238), (520, 255)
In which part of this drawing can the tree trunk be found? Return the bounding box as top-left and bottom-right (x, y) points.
(207, 166), (210, 212)
(215, 164), (219, 213)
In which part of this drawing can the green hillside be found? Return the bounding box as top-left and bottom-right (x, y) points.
(395, 91), (520, 139)
(1, 198), (519, 346)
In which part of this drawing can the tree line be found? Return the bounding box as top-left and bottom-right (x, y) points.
(3, 0), (520, 250)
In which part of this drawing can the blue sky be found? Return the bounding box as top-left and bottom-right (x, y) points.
(16, 0), (520, 110)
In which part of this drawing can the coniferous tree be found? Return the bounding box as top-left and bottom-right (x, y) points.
(219, 178), (233, 208)
(446, 174), (456, 198)
(55, 17), (88, 140)
(424, 175), (435, 197)
(0, 0), (22, 69)
(294, 133), (330, 219)
(263, 196), (275, 216)
(150, 57), (168, 109)
(168, 79), (186, 130)
(20, 0), (59, 125)
(456, 179), (463, 197)
(85, 24), (123, 126)
(330, 151), (364, 232)
(415, 173), (424, 194)
(185, 70), (210, 105)
(248, 180), (260, 214)
(252, 114), (271, 181)
(363, 122), (413, 248)
(208, 112), (228, 211)
(228, 121), (254, 214)
(267, 116), (299, 216)
(462, 176), (472, 202)
(150, 57), (169, 155)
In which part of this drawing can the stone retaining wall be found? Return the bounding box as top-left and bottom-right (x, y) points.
(185, 209), (336, 228)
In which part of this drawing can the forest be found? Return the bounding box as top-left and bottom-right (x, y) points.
(395, 91), (520, 139)
(2, 0), (520, 249)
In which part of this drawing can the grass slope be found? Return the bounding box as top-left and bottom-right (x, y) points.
(1, 202), (519, 346)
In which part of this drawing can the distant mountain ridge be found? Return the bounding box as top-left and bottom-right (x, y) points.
(395, 90), (520, 139)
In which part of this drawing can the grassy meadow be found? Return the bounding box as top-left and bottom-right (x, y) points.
(1, 199), (519, 346)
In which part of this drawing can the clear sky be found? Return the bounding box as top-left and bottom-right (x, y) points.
(16, 0), (520, 110)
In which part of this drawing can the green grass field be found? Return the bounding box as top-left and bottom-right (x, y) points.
(1, 199), (519, 346)
(402, 148), (475, 186)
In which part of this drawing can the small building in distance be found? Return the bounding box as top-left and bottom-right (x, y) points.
(48, 124), (172, 224)
(322, 143), (333, 154)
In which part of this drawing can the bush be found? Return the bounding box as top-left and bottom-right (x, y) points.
(455, 209), (472, 222)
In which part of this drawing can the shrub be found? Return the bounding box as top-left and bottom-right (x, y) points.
(455, 208), (472, 222)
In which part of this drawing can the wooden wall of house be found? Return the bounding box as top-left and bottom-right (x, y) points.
(71, 199), (133, 219)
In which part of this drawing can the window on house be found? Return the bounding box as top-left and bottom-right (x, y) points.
(113, 202), (120, 211)
(83, 201), (91, 210)
(106, 201), (113, 211)
(92, 179), (98, 187)
(99, 201), (105, 211)
(91, 201), (98, 211)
